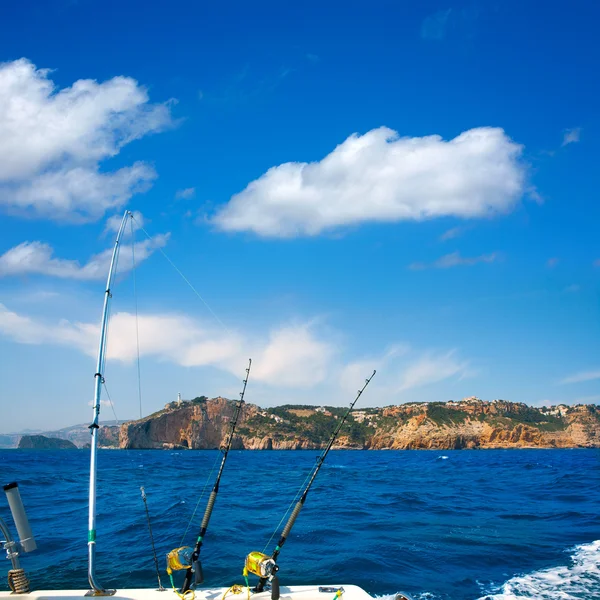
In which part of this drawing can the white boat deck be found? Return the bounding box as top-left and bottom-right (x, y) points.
(0, 585), (374, 600)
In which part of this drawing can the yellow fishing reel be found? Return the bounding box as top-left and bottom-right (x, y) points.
(167, 546), (193, 575)
(244, 551), (277, 579)
(244, 552), (280, 599)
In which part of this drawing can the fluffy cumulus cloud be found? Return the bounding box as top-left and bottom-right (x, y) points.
(213, 126), (527, 238)
(0, 234), (169, 280)
(104, 210), (145, 234)
(0, 304), (334, 388)
(0, 58), (174, 222)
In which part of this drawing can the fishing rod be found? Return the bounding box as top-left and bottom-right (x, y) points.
(244, 370), (376, 600)
(167, 359), (252, 593)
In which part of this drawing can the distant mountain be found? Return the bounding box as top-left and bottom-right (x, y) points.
(0, 421), (123, 449)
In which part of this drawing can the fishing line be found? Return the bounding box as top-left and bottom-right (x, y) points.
(262, 467), (314, 554)
(131, 215), (230, 334)
(172, 360), (252, 592)
(140, 487), (165, 591)
(130, 217), (144, 420)
(179, 451), (223, 547)
(101, 381), (119, 425)
(245, 371), (376, 600)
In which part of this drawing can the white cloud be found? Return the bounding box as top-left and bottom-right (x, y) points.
(560, 369), (600, 385)
(175, 188), (196, 200)
(562, 127), (581, 146)
(213, 127), (527, 238)
(104, 211), (145, 235)
(440, 226), (466, 241)
(0, 58), (174, 222)
(0, 302), (478, 401)
(0, 304), (334, 388)
(409, 251), (498, 270)
(340, 346), (472, 396)
(0, 234), (169, 280)
(248, 322), (335, 386)
(340, 345), (409, 393)
(398, 350), (471, 391)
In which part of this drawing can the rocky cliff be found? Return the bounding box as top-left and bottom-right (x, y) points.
(116, 396), (600, 450)
(18, 435), (78, 449)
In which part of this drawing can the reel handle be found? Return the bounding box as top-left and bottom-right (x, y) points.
(194, 561), (204, 585)
(270, 574), (280, 600)
(181, 568), (193, 593)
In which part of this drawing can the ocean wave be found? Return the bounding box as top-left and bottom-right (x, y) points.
(477, 539), (600, 599)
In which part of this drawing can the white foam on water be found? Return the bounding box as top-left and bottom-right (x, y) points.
(437, 456), (449, 460)
(477, 539), (600, 600)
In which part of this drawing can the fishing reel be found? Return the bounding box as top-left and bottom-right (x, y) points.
(166, 546), (204, 591)
(244, 552), (280, 599)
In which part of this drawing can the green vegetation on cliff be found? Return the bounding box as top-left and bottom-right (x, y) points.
(109, 397), (600, 450)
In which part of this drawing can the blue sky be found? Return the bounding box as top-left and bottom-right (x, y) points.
(0, 0), (599, 432)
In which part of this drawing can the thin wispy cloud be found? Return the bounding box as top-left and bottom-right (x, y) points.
(0, 234), (168, 280)
(0, 304), (335, 388)
(175, 187), (196, 200)
(409, 251), (499, 270)
(547, 257), (559, 268)
(421, 9), (452, 40)
(398, 350), (472, 391)
(440, 226), (466, 241)
(214, 127), (527, 238)
(306, 53), (320, 62)
(564, 284), (580, 293)
(340, 346), (473, 397)
(0, 301), (476, 399)
(593, 259), (600, 268)
(560, 369), (600, 384)
(0, 58), (175, 223)
(562, 127), (582, 146)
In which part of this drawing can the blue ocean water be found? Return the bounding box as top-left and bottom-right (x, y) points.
(0, 449), (599, 600)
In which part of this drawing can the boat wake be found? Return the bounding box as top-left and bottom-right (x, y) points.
(477, 539), (600, 599)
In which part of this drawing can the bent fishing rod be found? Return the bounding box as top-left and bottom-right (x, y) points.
(168, 358), (252, 592)
(245, 370), (376, 600)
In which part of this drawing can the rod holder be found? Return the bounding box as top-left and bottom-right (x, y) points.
(3, 483), (36, 553)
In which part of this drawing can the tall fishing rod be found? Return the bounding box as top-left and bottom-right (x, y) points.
(168, 359), (252, 593)
(245, 370), (376, 600)
(87, 209), (131, 596)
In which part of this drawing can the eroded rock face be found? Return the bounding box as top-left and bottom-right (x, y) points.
(117, 397), (600, 450)
(120, 398), (259, 449)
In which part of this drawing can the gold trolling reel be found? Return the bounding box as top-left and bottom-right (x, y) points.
(166, 546), (203, 594)
(244, 552), (280, 598)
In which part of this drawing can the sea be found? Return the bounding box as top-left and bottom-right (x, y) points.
(0, 449), (599, 600)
